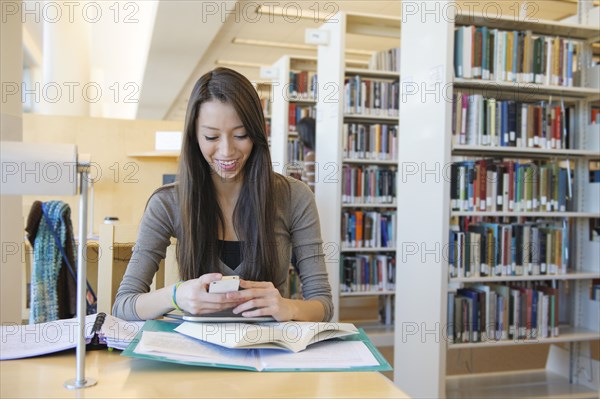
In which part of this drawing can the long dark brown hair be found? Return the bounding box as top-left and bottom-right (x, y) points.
(177, 67), (287, 283)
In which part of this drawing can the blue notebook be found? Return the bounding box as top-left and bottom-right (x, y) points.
(121, 320), (392, 372)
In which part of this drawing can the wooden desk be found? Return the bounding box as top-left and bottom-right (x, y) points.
(1, 350), (409, 398)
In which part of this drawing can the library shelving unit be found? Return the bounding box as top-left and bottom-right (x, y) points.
(267, 55), (317, 177)
(395, 2), (600, 398)
(263, 56), (317, 298)
(253, 81), (272, 139)
(314, 11), (401, 346)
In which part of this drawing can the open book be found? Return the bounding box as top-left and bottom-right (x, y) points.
(174, 321), (359, 352)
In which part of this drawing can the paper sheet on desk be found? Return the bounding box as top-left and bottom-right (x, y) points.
(257, 340), (379, 370)
(134, 331), (258, 369)
(0, 315), (98, 360)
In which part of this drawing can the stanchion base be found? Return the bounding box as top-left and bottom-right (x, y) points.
(64, 377), (97, 390)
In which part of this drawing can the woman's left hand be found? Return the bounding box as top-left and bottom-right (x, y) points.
(227, 279), (295, 321)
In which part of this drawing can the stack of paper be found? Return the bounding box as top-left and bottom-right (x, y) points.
(0, 314), (143, 360)
(100, 314), (145, 350)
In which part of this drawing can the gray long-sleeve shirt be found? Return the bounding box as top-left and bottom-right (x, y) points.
(112, 175), (333, 321)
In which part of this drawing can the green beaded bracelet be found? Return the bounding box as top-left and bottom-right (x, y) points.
(171, 281), (183, 312)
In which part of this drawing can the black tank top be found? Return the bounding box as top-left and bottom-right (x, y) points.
(219, 240), (242, 270)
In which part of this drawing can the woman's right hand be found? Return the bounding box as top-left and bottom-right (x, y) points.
(174, 273), (242, 315)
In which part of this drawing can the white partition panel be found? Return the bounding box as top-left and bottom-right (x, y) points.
(394, 1), (454, 397)
(315, 12), (346, 322)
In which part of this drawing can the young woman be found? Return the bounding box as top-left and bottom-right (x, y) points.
(112, 68), (333, 322)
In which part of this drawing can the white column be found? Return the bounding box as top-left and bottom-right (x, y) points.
(41, 1), (91, 116)
(1, 7), (24, 323)
(394, 1), (453, 397)
(269, 56), (290, 175)
(315, 12), (346, 322)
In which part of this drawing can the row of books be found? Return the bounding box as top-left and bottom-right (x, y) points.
(591, 169), (600, 183)
(260, 97), (272, 117)
(368, 47), (400, 72)
(340, 254), (396, 293)
(342, 210), (396, 249)
(448, 282), (561, 344)
(344, 75), (399, 116)
(342, 165), (396, 204)
(287, 138), (306, 163)
(289, 103), (316, 132)
(450, 159), (572, 213)
(592, 107), (600, 124)
(343, 123), (398, 160)
(288, 70), (318, 100)
(454, 25), (579, 87)
(288, 266), (302, 300)
(449, 220), (568, 278)
(591, 279), (600, 301)
(451, 94), (574, 150)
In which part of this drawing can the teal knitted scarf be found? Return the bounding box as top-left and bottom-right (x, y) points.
(30, 201), (74, 324)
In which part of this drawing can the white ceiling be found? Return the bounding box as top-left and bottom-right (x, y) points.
(136, 1), (226, 119)
(21, 1), (591, 121)
(143, 0), (405, 121)
(141, 0), (587, 122)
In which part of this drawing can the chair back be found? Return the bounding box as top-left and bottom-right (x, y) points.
(97, 224), (179, 315)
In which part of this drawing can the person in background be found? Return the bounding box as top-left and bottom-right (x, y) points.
(296, 116), (316, 193)
(112, 68), (332, 322)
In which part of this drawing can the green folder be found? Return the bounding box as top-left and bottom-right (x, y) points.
(122, 320), (392, 372)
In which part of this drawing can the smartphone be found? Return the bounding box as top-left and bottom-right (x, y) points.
(208, 275), (240, 293)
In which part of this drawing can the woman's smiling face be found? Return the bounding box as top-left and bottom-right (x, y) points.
(196, 100), (253, 183)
